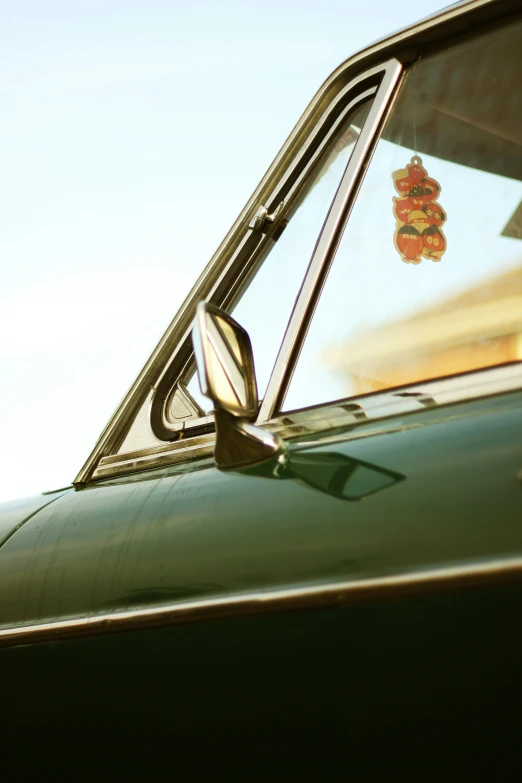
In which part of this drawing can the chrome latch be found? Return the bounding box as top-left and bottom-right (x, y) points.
(249, 201), (285, 233)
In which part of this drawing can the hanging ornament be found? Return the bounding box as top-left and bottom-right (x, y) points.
(392, 155), (447, 264)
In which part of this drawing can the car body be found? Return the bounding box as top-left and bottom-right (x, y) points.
(2, 0), (522, 776)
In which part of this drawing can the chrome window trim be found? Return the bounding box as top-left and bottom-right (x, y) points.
(156, 82), (380, 440)
(93, 433), (215, 479)
(75, 0), (521, 485)
(1, 556), (521, 649)
(76, 64), (392, 482)
(257, 59), (403, 423)
(91, 362), (522, 480)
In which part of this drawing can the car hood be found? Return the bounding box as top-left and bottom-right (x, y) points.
(0, 488), (73, 549)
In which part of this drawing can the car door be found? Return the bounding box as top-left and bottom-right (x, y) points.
(2, 3), (522, 778)
(1, 390), (521, 778)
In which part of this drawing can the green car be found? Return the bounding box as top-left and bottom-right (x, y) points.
(2, 0), (522, 776)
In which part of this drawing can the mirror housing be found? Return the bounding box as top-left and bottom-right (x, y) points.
(192, 302), (284, 470)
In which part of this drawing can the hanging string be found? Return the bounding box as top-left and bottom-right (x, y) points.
(412, 55), (422, 158)
(413, 103), (418, 157)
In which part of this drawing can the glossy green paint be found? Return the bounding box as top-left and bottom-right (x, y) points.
(0, 390), (521, 628)
(1, 391), (521, 776)
(2, 584), (522, 777)
(0, 488), (71, 549)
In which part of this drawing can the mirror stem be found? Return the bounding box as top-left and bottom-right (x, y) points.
(214, 409), (285, 470)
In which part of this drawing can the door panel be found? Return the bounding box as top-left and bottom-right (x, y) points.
(2, 583), (522, 777)
(1, 388), (521, 776)
(0, 390), (521, 629)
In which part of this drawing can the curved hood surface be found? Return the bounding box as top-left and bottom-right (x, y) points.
(0, 489), (72, 549)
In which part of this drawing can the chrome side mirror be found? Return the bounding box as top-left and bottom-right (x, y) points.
(192, 302), (284, 470)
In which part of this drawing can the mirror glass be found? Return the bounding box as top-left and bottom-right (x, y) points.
(193, 304), (258, 418)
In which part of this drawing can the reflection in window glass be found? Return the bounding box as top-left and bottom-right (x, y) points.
(284, 20), (522, 412)
(187, 100), (371, 412)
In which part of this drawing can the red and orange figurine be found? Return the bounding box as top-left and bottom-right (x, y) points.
(392, 155), (447, 264)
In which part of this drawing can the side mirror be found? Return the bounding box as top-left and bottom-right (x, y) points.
(192, 302), (284, 470)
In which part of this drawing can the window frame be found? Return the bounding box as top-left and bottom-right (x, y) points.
(256, 60), (402, 423)
(76, 0), (522, 485)
(151, 63), (398, 441)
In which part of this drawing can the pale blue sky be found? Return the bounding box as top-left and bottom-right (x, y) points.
(0, 0), (450, 501)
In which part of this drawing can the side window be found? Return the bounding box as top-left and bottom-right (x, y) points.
(184, 100), (372, 413)
(283, 20), (522, 413)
